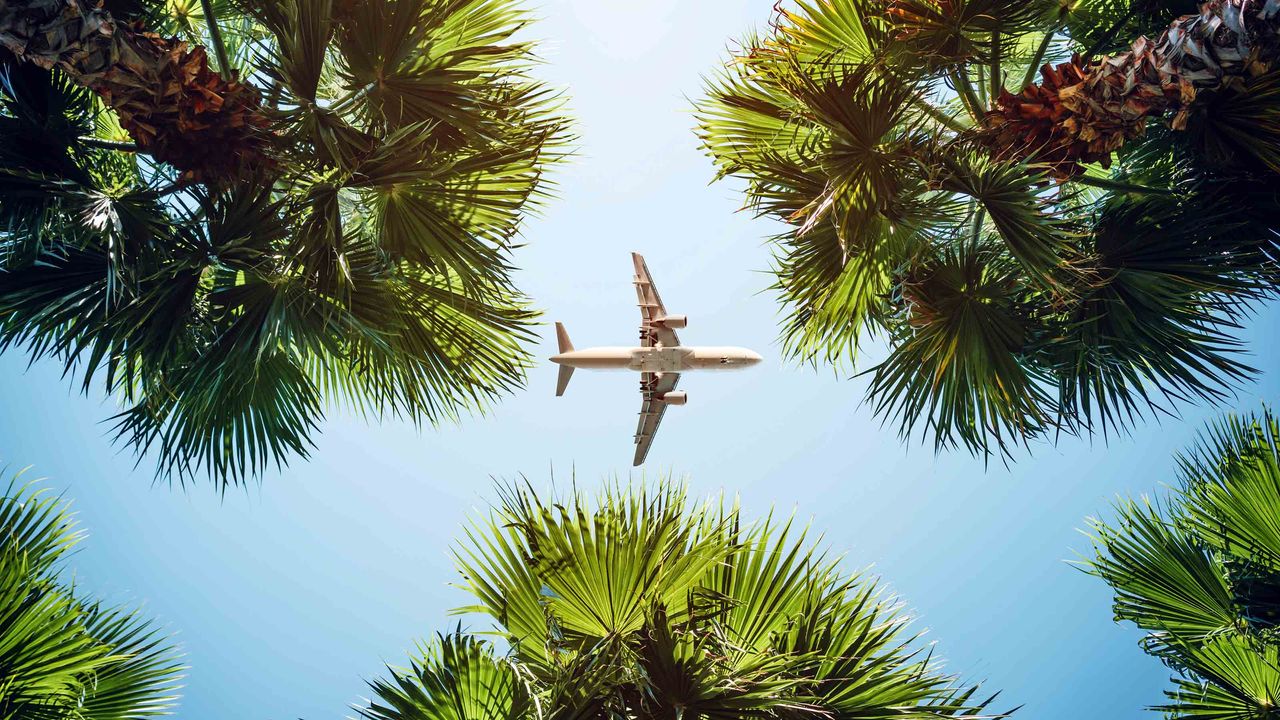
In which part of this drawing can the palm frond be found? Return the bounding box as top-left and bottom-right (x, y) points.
(699, 0), (1280, 461)
(1182, 68), (1280, 175)
(0, 0), (568, 486)
(1086, 497), (1237, 651)
(431, 478), (1003, 720)
(934, 151), (1077, 280)
(476, 481), (730, 641)
(0, 475), (182, 720)
(1179, 412), (1280, 565)
(1089, 411), (1280, 719)
(357, 631), (529, 720)
(1061, 0), (1199, 57)
(773, 0), (882, 65)
(1159, 636), (1280, 720)
(633, 605), (816, 720)
(886, 0), (1058, 68)
(1046, 187), (1263, 439)
(865, 244), (1056, 457)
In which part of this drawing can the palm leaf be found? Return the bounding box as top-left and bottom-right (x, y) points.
(0, 0), (568, 486)
(0, 476), (182, 720)
(864, 244), (1056, 457)
(1178, 411), (1280, 574)
(357, 631), (529, 720)
(1085, 497), (1237, 650)
(424, 478), (1003, 720)
(1159, 636), (1280, 720)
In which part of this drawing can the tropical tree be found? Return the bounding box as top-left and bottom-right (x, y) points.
(0, 0), (568, 487)
(1086, 408), (1280, 720)
(354, 480), (1002, 720)
(698, 0), (1280, 460)
(0, 472), (183, 719)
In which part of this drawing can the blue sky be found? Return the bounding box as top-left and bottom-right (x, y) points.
(3, 2), (1280, 719)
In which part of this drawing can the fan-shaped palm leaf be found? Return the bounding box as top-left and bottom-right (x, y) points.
(0, 474), (182, 720)
(374, 478), (1004, 720)
(699, 0), (1280, 461)
(357, 631), (530, 720)
(0, 0), (568, 487)
(1087, 408), (1280, 719)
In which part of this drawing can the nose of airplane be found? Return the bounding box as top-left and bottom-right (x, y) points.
(550, 354), (566, 364)
(745, 350), (763, 366)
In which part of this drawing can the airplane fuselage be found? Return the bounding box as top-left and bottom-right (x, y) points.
(551, 346), (762, 373)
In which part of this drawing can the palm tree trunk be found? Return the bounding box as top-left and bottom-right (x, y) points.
(0, 0), (268, 182)
(983, 0), (1280, 177)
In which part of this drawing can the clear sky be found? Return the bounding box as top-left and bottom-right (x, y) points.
(3, 2), (1280, 719)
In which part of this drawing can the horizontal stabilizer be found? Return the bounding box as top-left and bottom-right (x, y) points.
(556, 365), (575, 397)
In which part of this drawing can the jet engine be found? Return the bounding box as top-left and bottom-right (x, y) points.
(656, 314), (687, 329)
(659, 391), (688, 405)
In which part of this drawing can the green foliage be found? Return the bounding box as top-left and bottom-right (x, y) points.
(0, 472), (183, 719)
(866, 243), (1056, 455)
(358, 632), (530, 720)
(0, 0), (568, 488)
(1062, 0), (1199, 57)
(1180, 69), (1280, 175)
(357, 479), (1003, 720)
(1086, 408), (1280, 720)
(697, 0), (1280, 460)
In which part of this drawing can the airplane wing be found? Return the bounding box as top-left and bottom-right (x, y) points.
(632, 253), (680, 348)
(633, 371), (679, 466)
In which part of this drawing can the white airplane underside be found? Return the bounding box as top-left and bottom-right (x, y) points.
(551, 253), (762, 466)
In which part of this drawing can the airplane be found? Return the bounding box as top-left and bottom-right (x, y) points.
(551, 252), (763, 466)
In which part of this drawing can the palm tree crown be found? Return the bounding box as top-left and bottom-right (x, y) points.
(356, 480), (1001, 720)
(0, 0), (568, 487)
(1087, 408), (1280, 720)
(698, 0), (1280, 460)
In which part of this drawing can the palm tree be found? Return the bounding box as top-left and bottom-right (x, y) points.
(0, 0), (568, 487)
(697, 0), (1280, 460)
(354, 480), (1002, 720)
(0, 473), (183, 719)
(1086, 408), (1280, 720)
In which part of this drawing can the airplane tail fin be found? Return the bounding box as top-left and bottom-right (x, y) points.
(555, 322), (574, 353)
(554, 322), (574, 396)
